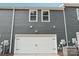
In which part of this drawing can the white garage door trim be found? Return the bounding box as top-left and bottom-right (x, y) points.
(14, 34), (57, 55)
(76, 32), (79, 48)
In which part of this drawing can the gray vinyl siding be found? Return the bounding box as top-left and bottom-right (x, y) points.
(0, 10), (13, 43)
(14, 10), (65, 52)
(64, 7), (79, 46)
(0, 9), (65, 52)
(0, 7), (78, 53)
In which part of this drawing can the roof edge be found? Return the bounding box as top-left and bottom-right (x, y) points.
(0, 6), (64, 10)
(64, 3), (79, 7)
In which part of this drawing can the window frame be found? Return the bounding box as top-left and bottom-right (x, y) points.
(29, 10), (38, 22)
(76, 8), (79, 20)
(41, 10), (50, 22)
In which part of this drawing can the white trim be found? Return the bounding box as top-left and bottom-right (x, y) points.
(63, 10), (68, 46)
(14, 35), (17, 54)
(41, 10), (50, 22)
(29, 10), (38, 22)
(76, 32), (79, 48)
(76, 8), (79, 20)
(15, 34), (57, 37)
(9, 8), (15, 53)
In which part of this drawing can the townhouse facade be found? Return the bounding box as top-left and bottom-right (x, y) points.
(0, 3), (79, 55)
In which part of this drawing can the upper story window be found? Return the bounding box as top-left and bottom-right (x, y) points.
(76, 8), (79, 20)
(41, 10), (50, 22)
(29, 10), (38, 22)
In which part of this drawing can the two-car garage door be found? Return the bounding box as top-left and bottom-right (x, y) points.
(14, 34), (57, 55)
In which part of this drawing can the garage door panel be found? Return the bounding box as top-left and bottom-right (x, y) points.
(14, 34), (57, 54)
(15, 37), (37, 53)
(35, 37), (56, 53)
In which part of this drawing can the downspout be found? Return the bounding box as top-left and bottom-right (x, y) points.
(63, 9), (68, 46)
(9, 8), (15, 53)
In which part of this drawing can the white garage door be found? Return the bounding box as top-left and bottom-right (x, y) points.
(14, 34), (57, 55)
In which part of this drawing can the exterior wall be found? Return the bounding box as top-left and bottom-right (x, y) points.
(0, 10), (13, 53)
(0, 9), (65, 52)
(13, 9), (65, 52)
(0, 10), (12, 43)
(64, 7), (78, 46)
(0, 6), (78, 54)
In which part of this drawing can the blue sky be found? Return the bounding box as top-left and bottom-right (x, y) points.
(0, 3), (63, 7)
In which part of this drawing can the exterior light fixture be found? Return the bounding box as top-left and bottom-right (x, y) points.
(53, 25), (56, 28)
(29, 25), (33, 29)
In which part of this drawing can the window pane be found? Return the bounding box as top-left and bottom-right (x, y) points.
(31, 11), (36, 15)
(30, 16), (36, 21)
(43, 11), (48, 15)
(43, 16), (48, 21)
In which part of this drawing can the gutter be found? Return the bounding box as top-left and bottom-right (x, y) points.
(63, 9), (68, 46)
(9, 8), (15, 53)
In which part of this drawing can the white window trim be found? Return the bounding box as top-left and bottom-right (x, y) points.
(29, 10), (38, 22)
(41, 10), (50, 22)
(76, 8), (79, 20)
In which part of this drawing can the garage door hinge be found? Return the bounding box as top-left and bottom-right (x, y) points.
(16, 49), (20, 50)
(16, 39), (20, 40)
